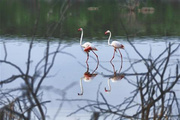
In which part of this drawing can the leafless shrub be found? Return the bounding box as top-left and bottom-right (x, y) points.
(0, 0), (72, 120)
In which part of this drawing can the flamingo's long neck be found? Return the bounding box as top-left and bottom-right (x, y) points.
(107, 79), (111, 90)
(78, 78), (83, 95)
(80, 30), (83, 46)
(108, 31), (111, 46)
(105, 79), (111, 92)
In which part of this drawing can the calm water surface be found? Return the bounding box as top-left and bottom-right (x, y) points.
(0, 36), (180, 119)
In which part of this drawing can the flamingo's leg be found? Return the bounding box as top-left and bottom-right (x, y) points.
(86, 52), (89, 63)
(110, 49), (116, 62)
(110, 61), (116, 73)
(118, 49), (123, 73)
(86, 61), (89, 72)
(91, 50), (99, 63)
(89, 50), (99, 74)
(92, 60), (99, 74)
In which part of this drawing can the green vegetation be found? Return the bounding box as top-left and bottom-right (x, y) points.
(0, 0), (180, 38)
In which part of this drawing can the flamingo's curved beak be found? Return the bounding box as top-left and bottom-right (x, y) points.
(105, 31), (108, 35)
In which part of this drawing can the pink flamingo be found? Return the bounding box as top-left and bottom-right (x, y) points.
(105, 30), (124, 71)
(78, 28), (99, 63)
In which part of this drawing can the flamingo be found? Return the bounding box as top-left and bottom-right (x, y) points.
(104, 74), (124, 93)
(105, 30), (124, 72)
(78, 28), (99, 63)
(78, 62), (98, 96)
(104, 62), (124, 93)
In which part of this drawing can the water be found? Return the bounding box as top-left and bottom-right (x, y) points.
(0, 36), (180, 119)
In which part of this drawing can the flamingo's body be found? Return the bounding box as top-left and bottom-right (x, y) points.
(84, 46), (97, 52)
(78, 28), (99, 63)
(110, 41), (124, 50)
(83, 71), (97, 82)
(81, 42), (91, 48)
(110, 74), (124, 82)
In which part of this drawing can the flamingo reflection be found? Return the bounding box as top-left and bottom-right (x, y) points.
(78, 62), (99, 96)
(104, 62), (124, 93)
